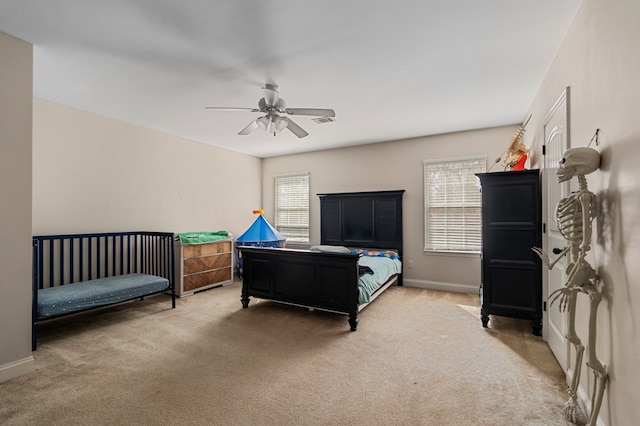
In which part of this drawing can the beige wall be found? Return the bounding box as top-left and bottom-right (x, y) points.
(262, 125), (516, 292)
(523, 0), (639, 423)
(2, 93), (263, 382)
(33, 99), (262, 238)
(0, 33), (34, 380)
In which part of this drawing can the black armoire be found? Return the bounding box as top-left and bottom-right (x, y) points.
(476, 169), (542, 335)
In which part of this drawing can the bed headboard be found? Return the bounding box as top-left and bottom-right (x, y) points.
(317, 190), (404, 258)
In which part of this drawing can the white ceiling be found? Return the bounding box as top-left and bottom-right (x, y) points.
(0, 1), (582, 158)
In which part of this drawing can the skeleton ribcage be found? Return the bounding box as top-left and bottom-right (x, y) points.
(556, 195), (583, 244)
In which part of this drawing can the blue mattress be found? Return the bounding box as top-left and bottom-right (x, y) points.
(37, 273), (169, 318)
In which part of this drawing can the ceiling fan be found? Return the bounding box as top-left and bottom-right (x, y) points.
(205, 84), (335, 138)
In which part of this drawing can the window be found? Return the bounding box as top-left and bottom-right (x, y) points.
(423, 156), (486, 252)
(275, 172), (309, 244)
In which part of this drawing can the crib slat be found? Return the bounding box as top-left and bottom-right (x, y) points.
(97, 236), (102, 278)
(78, 237), (84, 282)
(58, 239), (64, 287)
(69, 237), (75, 284)
(88, 236), (93, 280)
(111, 235), (116, 276)
(119, 235), (124, 276)
(126, 235), (129, 274)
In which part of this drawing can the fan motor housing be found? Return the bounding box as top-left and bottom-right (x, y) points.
(258, 97), (286, 111)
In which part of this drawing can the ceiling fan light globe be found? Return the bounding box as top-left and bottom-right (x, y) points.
(256, 116), (270, 130)
(274, 116), (288, 132)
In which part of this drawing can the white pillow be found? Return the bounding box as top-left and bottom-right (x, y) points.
(310, 245), (351, 254)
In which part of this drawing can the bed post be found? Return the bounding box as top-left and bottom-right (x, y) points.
(169, 234), (176, 309)
(32, 238), (39, 351)
(348, 312), (358, 331)
(240, 280), (250, 308)
(241, 293), (250, 308)
(239, 247), (251, 308)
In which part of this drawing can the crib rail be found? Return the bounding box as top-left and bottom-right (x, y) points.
(33, 231), (175, 288)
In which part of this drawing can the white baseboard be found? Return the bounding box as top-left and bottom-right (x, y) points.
(403, 278), (480, 295)
(0, 356), (35, 384)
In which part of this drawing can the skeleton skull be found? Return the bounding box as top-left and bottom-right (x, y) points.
(556, 147), (601, 182)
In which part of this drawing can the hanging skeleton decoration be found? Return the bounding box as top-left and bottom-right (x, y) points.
(532, 147), (607, 426)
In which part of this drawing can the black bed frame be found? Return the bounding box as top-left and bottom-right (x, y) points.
(240, 190), (404, 330)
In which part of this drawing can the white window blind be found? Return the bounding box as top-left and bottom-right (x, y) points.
(423, 156), (486, 252)
(275, 173), (309, 244)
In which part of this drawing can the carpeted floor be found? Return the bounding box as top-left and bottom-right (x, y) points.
(0, 282), (578, 425)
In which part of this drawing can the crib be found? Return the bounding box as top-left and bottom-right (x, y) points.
(32, 231), (175, 350)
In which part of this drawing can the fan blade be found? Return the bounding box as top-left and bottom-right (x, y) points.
(205, 107), (260, 112)
(285, 118), (309, 138)
(285, 108), (335, 118)
(262, 84), (279, 107)
(238, 119), (259, 135)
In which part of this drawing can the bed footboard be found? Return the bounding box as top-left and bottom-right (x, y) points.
(240, 246), (362, 330)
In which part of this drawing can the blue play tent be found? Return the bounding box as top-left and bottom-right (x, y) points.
(236, 213), (286, 278)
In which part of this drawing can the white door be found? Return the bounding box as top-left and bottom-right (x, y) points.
(542, 88), (570, 371)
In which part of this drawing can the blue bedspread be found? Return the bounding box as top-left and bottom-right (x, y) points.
(37, 273), (169, 318)
(358, 256), (402, 304)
